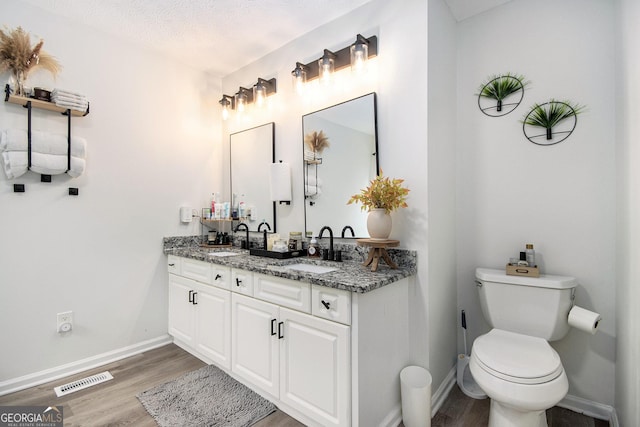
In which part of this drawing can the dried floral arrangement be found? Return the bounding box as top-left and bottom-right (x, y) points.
(0, 26), (61, 95)
(304, 130), (330, 155)
(348, 170), (410, 214)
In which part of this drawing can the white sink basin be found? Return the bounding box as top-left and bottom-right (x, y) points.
(285, 263), (338, 274)
(209, 251), (240, 257)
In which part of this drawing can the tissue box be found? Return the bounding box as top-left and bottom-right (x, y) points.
(32, 88), (51, 102)
(506, 264), (540, 277)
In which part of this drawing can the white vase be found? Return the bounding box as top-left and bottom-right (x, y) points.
(367, 208), (392, 240)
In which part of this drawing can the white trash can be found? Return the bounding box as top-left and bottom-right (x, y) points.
(400, 366), (432, 427)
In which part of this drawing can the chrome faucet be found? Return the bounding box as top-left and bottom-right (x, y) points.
(319, 226), (334, 261)
(234, 223), (250, 249)
(341, 225), (355, 238)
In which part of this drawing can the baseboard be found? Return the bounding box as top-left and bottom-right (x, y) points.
(558, 394), (618, 426)
(379, 404), (402, 427)
(431, 365), (456, 417)
(0, 335), (172, 397)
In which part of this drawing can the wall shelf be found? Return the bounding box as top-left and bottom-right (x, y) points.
(4, 85), (89, 117)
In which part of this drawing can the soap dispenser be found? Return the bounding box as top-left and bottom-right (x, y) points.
(308, 237), (320, 258)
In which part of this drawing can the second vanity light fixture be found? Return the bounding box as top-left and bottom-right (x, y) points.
(291, 33), (378, 92)
(219, 77), (277, 120)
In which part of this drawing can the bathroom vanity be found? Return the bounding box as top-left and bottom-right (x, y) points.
(164, 243), (416, 427)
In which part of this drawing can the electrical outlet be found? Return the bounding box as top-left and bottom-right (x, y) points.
(57, 311), (73, 333)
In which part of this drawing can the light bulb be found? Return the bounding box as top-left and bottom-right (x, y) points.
(350, 39), (368, 74)
(254, 85), (266, 107)
(236, 95), (246, 112)
(291, 63), (307, 95)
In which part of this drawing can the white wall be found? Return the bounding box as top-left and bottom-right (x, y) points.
(0, 1), (219, 381)
(221, 0), (458, 405)
(456, 0), (616, 406)
(427, 0), (459, 391)
(615, 0), (640, 424)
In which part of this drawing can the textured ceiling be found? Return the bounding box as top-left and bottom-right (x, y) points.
(444, 0), (513, 21)
(20, 0), (514, 77)
(20, 0), (374, 77)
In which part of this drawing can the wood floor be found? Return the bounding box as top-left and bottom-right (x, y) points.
(0, 344), (609, 427)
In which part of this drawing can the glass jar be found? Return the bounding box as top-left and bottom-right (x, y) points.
(288, 231), (302, 250)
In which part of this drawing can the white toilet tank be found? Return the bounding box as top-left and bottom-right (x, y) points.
(476, 268), (577, 341)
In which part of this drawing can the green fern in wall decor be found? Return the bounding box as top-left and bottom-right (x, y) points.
(522, 99), (585, 145)
(477, 73), (530, 116)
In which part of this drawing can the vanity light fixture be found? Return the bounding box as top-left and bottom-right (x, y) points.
(219, 77), (277, 119)
(219, 94), (234, 120)
(253, 77), (277, 108)
(291, 34), (378, 86)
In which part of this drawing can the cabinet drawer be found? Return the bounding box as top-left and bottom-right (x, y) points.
(254, 273), (311, 314)
(231, 269), (253, 296)
(181, 258), (213, 284)
(167, 255), (181, 274)
(312, 285), (352, 325)
(211, 265), (232, 290)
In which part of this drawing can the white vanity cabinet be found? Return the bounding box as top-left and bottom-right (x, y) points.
(168, 258), (232, 369)
(231, 292), (350, 427)
(167, 255), (411, 427)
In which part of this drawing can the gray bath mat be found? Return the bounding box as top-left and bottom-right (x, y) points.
(137, 364), (276, 427)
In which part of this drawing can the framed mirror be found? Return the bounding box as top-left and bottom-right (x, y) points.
(302, 93), (379, 238)
(230, 122), (276, 231)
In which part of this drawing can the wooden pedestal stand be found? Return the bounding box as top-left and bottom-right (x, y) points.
(357, 238), (400, 272)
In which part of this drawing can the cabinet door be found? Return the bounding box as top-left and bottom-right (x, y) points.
(168, 274), (196, 346)
(195, 284), (231, 369)
(279, 307), (351, 427)
(231, 293), (279, 397)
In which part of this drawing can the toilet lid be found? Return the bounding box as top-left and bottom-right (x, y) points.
(473, 329), (563, 385)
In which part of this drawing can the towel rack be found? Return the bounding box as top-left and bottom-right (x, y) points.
(4, 84), (89, 183)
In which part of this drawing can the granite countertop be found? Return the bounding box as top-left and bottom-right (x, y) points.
(164, 244), (416, 294)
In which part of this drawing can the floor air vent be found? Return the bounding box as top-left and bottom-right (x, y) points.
(54, 371), (114, 397)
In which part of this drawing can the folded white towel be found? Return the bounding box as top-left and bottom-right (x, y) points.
(1, 151), (27, 179)
(1, 129), (86, 158)
(52, 94), (88, 106)
(306, 175), (323, 187)
(52, 92), (86, 100)
(29, 152), (69, 175)
(1, 151), (85, 178)
(67, 157), (85, 178)
(53, 100), (89, 112)
(52, 88), (86, 98)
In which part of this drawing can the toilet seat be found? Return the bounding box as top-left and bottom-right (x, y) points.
(473, 329), (563, 385)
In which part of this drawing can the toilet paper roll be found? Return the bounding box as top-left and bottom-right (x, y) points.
(568, 305), (601, 334)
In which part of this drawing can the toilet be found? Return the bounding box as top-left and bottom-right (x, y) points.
(469, 268), (577, 427)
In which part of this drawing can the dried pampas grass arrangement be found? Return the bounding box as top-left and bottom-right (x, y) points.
(304, 130), (330, 155)
(0, 26), (61, 95)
